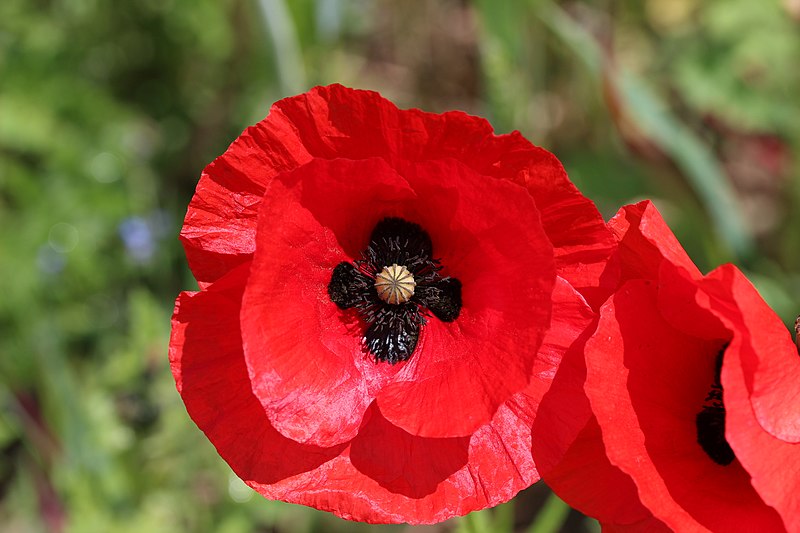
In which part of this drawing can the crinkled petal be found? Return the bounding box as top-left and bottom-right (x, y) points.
(532, 279), (667, 531)
(374, 159), (555, 438)
(170, 267), (550, 523)
(180, 125), (312, 287)
(529, 278), (597, 471)
(467, 277), (597, 519)
(584, 279), (783, 532)
(174, 84), (615, 522)
(699, 265), (800, 529)
(349, 403), (470, 499)
(544, 201), (787, 531)
(723, 344), (800, 532)
(656, 261), (730, 342)
(705, 265), (800, 443)
(169, 263), (349, 482)
(182, 84), (614, 295)
(240, 155), (556, 443)
(272, 86), (613, 296)
(722, 333), (800, 532)
(240, 157), (416, 447)
(541, 418), (670, 532)
(607, 200), (701, 283)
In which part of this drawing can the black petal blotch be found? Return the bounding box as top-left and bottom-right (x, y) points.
(327, 217), (462, 364)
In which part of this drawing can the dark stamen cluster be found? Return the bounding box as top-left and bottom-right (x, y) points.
(328, 217), (462, 364)
(695, 345), (735, 466)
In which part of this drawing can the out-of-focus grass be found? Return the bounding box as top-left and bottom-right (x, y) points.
(1, 0), (798, 531)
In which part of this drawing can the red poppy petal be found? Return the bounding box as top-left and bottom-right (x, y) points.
(169, 263), (349, 482)
(471, 277), (594, 510)
(602, 519), (673, 533)
(585, 279), (782, 531)
(720, 297), (800, 530)
(655, 261), (731, 342)
(532, 280), (666, 531)
(509, 147), (616, 304)
(175, 84), (620, 521)
(607, 200), (701, 282)
(182, 84), (614, 294)
(241, 153), (557, 443)
(349, 403), (471, 499)
(705, 265), (800, 443)
(273, 85), (614, 300)
(171, 273), (543, 523)
(373, 159), (555, 438)
(240, 157), (416, 447)
(541, 418), (670, 532)
(325, 392), (543, 523)
(179, 172), (262, 288)
(529, 277), (596, 470)
(286, 397), (540, 524)
(180, 120), (316, 286)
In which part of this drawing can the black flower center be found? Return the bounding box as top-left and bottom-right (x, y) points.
(695, 345), (735, 466)
(327, 217), (462, 364)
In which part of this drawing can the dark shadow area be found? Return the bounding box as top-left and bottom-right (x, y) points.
(350, 404), (469, 498)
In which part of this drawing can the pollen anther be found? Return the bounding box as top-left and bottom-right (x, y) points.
(375, 264), (415, 304)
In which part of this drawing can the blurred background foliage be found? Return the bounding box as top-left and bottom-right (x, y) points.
(1, 0), (799, 531)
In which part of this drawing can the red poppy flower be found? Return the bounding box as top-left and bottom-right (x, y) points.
(537, 201), (800, 531)
(169, 85), (614, 523)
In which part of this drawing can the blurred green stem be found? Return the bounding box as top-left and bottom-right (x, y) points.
(462, 509), (493, 533)
(526, 491), (571, 533)
(457, 501), (517, 533)
(257, 0), (307, 93)
(494, 500), (516, 532)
